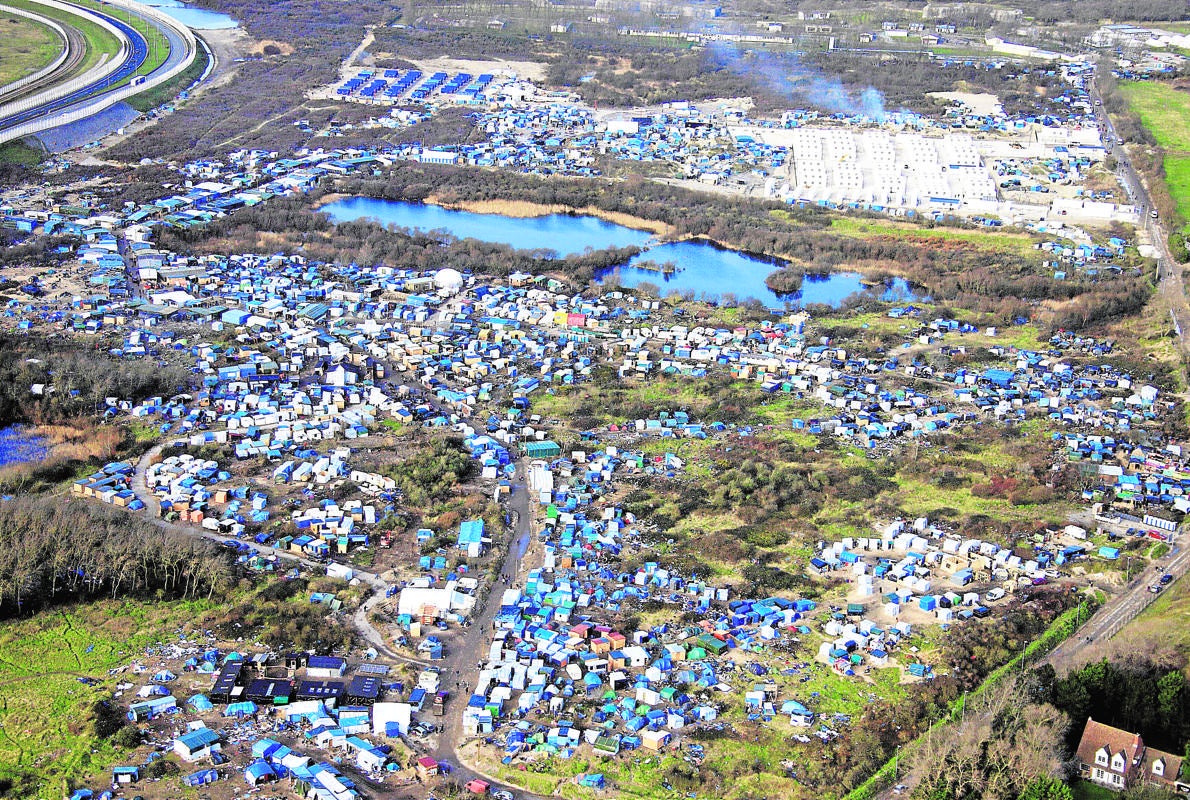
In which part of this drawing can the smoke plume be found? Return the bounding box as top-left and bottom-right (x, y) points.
(710, 44), (889, 122)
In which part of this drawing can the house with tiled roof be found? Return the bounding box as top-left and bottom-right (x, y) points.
(1075, 717), (1187, 792)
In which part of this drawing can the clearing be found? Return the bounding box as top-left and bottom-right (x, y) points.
(410, 55), (549, 82)
(0, 598), (217, 799)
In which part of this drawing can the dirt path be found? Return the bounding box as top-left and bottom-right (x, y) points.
(127, 426), (543, 795)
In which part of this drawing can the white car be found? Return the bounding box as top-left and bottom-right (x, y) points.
(986, 588), (1006, 601)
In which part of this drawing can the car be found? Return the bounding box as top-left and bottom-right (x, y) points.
(1151, 210), (1159, 220)
(493, 792), (515, 800)
(1160, 573), (1174, 585)
(1150, 584), (1163, 594)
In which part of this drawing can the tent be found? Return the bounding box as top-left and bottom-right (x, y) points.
(188, 694), (214, 712)
(153, 670), (177, 682)
(225, 701), (258, 717)
(244, 760), (276, 786)
(184, 768), (220, 786)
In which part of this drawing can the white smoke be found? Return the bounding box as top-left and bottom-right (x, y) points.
(711, 44), (889, 122)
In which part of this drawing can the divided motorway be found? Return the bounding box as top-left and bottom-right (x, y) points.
(0, 0), (195, 143)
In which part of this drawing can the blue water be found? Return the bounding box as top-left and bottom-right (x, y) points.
(602, 241), (919, 309)
(139, 0), (239, 29)
(321, 198), (654, 257)
(322, 197), (921, 309)
(0, 426), (49, 468)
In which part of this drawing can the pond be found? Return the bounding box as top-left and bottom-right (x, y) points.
(0, 425), (48, 469)
(599, 241), (920, 309)
(138, 0), (239, 29)
(321, 197), (654, 257)
(322, 197), (923, 309)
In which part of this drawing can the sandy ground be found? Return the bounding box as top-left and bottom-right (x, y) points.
(409, 55), (548, 82)
(927, 91), (1003, 116)
(195, 26), (253, 92)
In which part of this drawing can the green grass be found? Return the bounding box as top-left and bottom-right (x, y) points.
(0, 13), (62, 87)
(0, 139), (47, 166)
(1120, 82), (1190, 229)
(5, 0), (122, 78)
(495, 764), (568, 795)
(1071, 779), (1117, 800)
(890, 472), (1071, 526)
(1165, 156), (1190, 226)
(0, 598), (219, 798)
(769, 211), (1041, 259)
(1120, 82), (1190, 151)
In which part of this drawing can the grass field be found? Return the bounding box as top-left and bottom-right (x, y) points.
(5, 0), (122, 78)
(0, 139), (47, 165)
(770, 211), (1042, 258)
(0, 13), (62, 87)
(1071, 779), (1117, 800)
(0, 598), (217, 798)
(1119, 82), (1190, 228)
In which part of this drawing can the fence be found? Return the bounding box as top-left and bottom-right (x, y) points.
(0, 4), (71, 103)
(0, 0), (197, 145)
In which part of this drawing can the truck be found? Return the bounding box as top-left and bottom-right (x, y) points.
(327, 563), (354, 581)
(418, 668), (441, 693)
(433, 691), (448, 716)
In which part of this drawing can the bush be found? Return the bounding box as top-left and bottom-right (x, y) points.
(91, 699), (126, 739)
(112, 725), (142, 749)
(143, 758), (178, 779)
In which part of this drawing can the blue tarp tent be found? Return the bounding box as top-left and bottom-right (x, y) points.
(188, 694), (214, 711)
(244, 760), (276, 786)
(184, 768), (220, 786)
(225, 701), (258, 717)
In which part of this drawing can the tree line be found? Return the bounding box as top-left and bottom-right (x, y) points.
(0, 333), (188, 427)
(1032, 656), (1190, 755)
(0, 496), (230, 616)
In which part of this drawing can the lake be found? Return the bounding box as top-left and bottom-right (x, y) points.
(600, 241), (919, 309)
(0, 426), (48, 469)
(138, 0), (239, 29)
(321, 197), (654, 257)
(322, 197), (921, 309)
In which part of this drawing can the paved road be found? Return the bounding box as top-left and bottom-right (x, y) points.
(1044, 544), (1190, 673)
(1089, 79), (1190, 351)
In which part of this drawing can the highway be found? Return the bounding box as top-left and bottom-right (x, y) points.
(0, 6), (146, 132)
(0, 0), (197, 145)
(1088, 78), (1190, 352)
